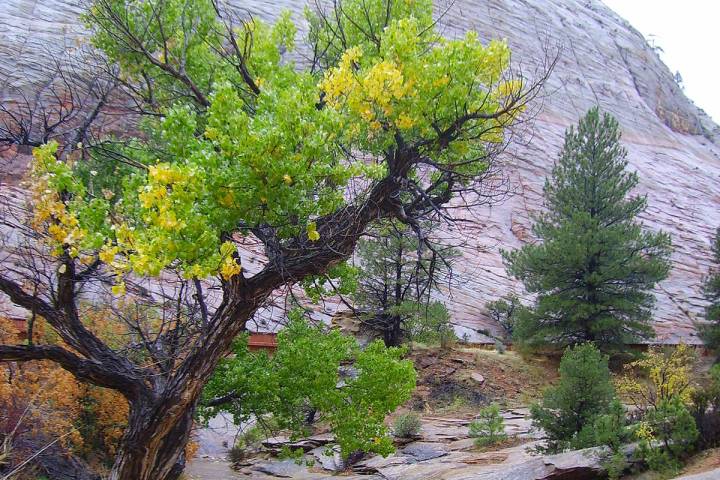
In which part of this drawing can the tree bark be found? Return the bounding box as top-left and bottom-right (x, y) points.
(109, 396), (195, 480)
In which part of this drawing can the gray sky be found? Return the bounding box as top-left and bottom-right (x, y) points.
(602, 0), (719, 123)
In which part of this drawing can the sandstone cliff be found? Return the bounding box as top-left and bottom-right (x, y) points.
(2, 0), (719, 344)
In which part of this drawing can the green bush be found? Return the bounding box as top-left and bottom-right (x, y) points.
(201, 315), (417, 459)
(636, 395), (699, 474)
(469, 403), (507, 447)
(603, 451), (627, 480)
(530, 343), (617, 453)
(593, 400), (631, 480)
(393, 412), (422, 438)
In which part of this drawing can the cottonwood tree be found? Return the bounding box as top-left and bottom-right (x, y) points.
(503, 107), (671, 354)
(0, 0), (552, 478)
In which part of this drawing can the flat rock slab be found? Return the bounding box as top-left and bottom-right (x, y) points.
(673, 469), (720, 480)
(250, 460), (307, 478)
(309, 446), (344, 472)
(401, 442), (449, 462)
(262, 433), (333, 453)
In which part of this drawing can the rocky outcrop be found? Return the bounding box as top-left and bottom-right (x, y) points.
(2, 0), (719, 344)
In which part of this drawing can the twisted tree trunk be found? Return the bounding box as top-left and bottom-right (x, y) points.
(110, 400), (195, 480)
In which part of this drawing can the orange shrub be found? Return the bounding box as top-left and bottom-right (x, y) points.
(0, 315), (128, 469)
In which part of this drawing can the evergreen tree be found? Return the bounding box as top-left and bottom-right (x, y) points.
(354, 220), (455, 347)
(530, 343), (618, 453)
(701, 228), (720, 357)
(503, 107), (672, 353)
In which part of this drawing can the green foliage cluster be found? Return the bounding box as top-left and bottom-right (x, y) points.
(504, 107), (672, 354)
(468, 403), (507, 447)
(38, 0), (530, 287)
(200, 314), (416, 458)
(636, 396), (699, 474)
(589, 399), (633, 480)
(530, 343), (619, 453)
(392, 412), (422, 439)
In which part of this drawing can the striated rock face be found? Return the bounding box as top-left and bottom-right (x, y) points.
(2, 0), (719, 344)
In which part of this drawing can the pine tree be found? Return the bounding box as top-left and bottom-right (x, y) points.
(701, 228), (720, 357)
(530, 343), (618, 453)
(354, 220), (456, 347)
(503, 107), (672, 353)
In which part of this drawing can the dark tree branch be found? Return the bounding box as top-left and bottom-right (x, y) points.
(0, 344), (144, 397)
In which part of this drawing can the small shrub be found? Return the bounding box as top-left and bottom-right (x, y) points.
(616, 344), (696, 413)
(494, 340), (506, 354)
(228, 416), (279, 463)
(279, 445), (310, 466)
(393, 412), (422, 438)
(636, 396), (699, 474)
(469, 403), (507, 447)
(228, 444), (247, 464)
(593, 400), (631, 479)
(530, 343), (617, 453)
(592, 400), (630, 451)
(603, 451), (627, 480)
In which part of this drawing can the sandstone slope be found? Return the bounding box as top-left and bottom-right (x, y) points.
(2, 0), (719, 343)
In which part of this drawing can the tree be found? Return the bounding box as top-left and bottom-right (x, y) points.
(0, 0), (551, 478)
(485, 293), (525, 339)
(353, 220), (455, 346)
(700, 228), (720, 358)
(503, 107), (672, 353)
(530, 343), (617, 453)
(469, 403), (507, 447)
(200, 314), (416, 459)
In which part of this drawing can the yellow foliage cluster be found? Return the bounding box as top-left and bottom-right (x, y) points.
(321, 46), (417, 132)
(29, 142), (86, 257)
(616, 344), (696, 411)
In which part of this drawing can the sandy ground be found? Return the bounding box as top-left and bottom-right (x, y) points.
(185, 458), (243, 480)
